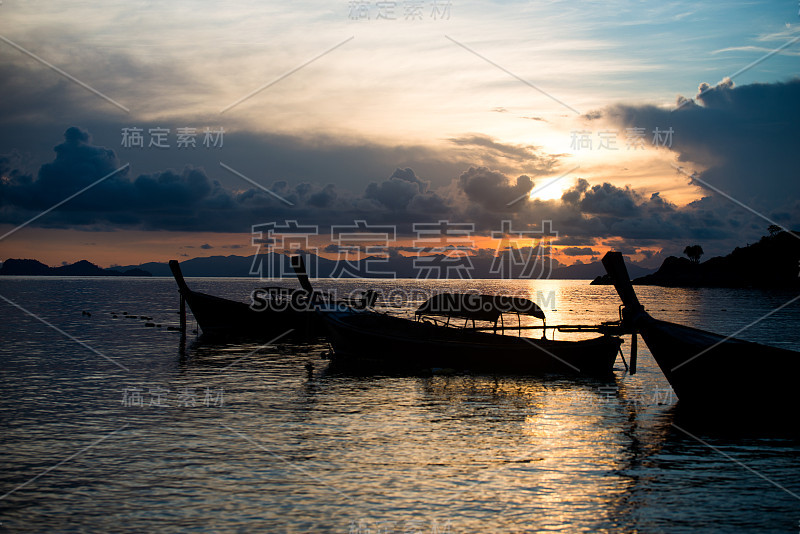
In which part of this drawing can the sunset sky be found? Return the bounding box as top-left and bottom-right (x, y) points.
(1, 0), (798, 269)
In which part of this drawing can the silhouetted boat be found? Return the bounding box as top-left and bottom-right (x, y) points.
(168, 257), (376, 339)
(322, 293), (623, 375)
(602, 251), (800, 408)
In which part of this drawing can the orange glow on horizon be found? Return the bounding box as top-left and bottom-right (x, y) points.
(0, 225), (659, 270)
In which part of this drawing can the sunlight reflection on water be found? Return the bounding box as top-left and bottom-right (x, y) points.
(0, 277), (798, 532)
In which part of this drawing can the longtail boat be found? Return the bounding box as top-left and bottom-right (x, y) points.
(322, 293), (623, 375)
(601, 251), (800, 408)
(168, 256), (376, 339)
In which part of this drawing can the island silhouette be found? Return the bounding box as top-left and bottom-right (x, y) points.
(592, 229), (800, 288)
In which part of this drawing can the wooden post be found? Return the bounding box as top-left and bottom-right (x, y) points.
(179, 293), (187, 334)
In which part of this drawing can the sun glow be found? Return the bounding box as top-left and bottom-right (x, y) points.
(529, 177), (572, 201)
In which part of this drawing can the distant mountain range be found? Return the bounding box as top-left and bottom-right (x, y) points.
(0, 259), (151, 277)
(0, 253), (655, 279)
(114, 252), (655, 279)
(6, 230), (797, 285)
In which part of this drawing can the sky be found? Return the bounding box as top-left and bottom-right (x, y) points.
(0, 0), (798, 269)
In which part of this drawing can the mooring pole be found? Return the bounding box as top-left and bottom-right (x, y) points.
(179, 293), (187, 334)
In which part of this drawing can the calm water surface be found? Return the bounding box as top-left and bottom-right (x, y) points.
(1, 277), (798, 533)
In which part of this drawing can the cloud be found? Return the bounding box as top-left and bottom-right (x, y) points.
(3, 127), (130, 212)
(599, 78), (800, 218)
(0, 48), (574, 199)
(1, 128), (249, 231)
(308, 184), (337, 208)
(389, 167), (429, 193)
(0, 126), (778, 259)
(560, 246), (598, 256)
(575, 181), (642, 217)
(457, 166), (533, 211)
(1, 127), (232, 228)
(200, 244), (213, 249)
(0, 128), (455, 232)
(0, 151), (33, 188)
(552, 235), (597, 246)
(448, 134), (560, 169)
(364, 168), (429, 211)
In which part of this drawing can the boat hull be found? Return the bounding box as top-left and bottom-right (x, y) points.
(169, 258), (328, 340)
(636, 316), (800, 408)
(601, 250), (800, 411)
(182, 288), (323, 340)
(322, 311), (622, 375)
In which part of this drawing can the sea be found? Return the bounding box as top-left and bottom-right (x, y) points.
(1, 277), (799, 533)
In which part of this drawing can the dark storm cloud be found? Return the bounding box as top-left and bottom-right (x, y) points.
(0, 128), (239, 231)
(389, 167), (429, 193)
(458, 166), (533, 211)
(0, 128), (315, 231)
(599, 78), (800, 218)
(561, 247), (598, 256)
(571, 180), (642, 217)
(307, 184), (337, 208)
(503, 176), (743, 256)
(0, 151), (33, 187)
(364, 168), (428, 211)
(443, 163), (743, 254)
(362, 167), (450, 219)
(2, 127), (128, 212)
(0, 128), (456, 233)
(0, 126), (763, 257)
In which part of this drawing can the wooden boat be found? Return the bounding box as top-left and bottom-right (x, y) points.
(602, 251), (800, 408)
(322, 293), (623, 375)
(168, 257), (376, 339)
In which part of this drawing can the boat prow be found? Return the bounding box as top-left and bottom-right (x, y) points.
(167, 256), (379, 340)
(602, 251), (800, 410)
(167, 258), (321, 340)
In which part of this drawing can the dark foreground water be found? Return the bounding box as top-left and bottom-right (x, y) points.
(1, 277), (798, 533)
